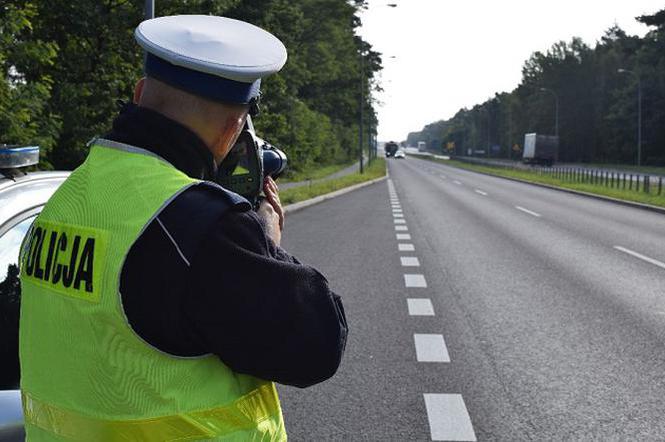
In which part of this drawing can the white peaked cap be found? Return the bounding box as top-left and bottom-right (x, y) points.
(135, 15), (287, 103)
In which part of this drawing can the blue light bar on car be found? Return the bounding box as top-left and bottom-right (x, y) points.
(0, 145), (39, 169)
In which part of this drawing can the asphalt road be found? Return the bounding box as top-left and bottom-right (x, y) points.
(277, 156), (665, 441)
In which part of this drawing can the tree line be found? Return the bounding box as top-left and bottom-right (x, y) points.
(0, 0), (380, 174)
(407, 8), (665, 166)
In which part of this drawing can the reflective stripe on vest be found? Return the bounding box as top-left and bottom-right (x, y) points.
(19, 139), (285, 441)
(22, 383), (280, 441)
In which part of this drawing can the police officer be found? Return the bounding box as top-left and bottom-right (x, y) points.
(19, 15), (347, 441)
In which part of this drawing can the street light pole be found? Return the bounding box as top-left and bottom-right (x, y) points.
(359, 51), (364, 174)
(618, 68), (642, 167)
(145, 0), (154, 19)
(358, 3), (397, 172)
(539, 87), (559, 137)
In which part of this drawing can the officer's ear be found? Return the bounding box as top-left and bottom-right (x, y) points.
(133, 78), (146, 104)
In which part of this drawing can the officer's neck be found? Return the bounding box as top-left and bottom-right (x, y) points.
(105, 102), (218, 181)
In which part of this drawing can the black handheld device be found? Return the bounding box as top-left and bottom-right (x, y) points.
(216, 115), (287, 207)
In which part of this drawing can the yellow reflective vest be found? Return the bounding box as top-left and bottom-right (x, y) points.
(19, 139), (286, 441)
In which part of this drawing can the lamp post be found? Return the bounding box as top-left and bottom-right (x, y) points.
(539, 87), (559, 137)
(358, 3), (397, 173)
(144, 0), (154, 18)
(618, 68), (642, 167)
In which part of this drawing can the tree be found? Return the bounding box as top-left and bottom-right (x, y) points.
(0, 2), (59, 165)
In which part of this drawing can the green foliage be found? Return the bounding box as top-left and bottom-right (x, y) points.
(0, 0), (379, 173)
(0, 2), (59, 166)
(409, 8), (665, 167)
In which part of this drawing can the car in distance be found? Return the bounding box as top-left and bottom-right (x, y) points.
(0, 146), (69, 441)
(385, 141), (399, 158)
(394, 150), (406, 159)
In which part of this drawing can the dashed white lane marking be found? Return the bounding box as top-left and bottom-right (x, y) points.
(394, 219), (407, 224)
(453, 180), (462, 185)
(515, 206), (541, 217)
(393, 213), (404, 218)
(404, 274), (427, 288)
(614, 246), (665, 270)
(395, 225), (409, 231)
(400, 257), (420, 267)
(407, 298), (435, 316)
(414, 334), (450, 362)
(393, 208), (403, 212)
(424, 394), (477, 441)
(396, 233), (412, 240)
(399, 243), (415, 252)
(474, 189), (488, 196)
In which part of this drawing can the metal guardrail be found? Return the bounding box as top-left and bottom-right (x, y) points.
(453, 156), (664, 196)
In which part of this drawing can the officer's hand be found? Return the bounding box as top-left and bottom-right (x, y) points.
(263, 177), (284, 231)
(258, 177), (283, 246)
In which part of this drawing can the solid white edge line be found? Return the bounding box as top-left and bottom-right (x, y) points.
(423, 394), (477, 441)
(515, 206), (541, 217)
(614, 246), (665, 270)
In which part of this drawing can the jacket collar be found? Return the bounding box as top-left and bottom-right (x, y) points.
(105, 102), (217, 181)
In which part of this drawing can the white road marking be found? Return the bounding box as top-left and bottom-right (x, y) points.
(453, 180), (462, 185)
(424, 394), (477, 441)
(614, 246), (665, 270)
(393, 208), (403, 212)
(394, 219), (407, 224)
(393, 213), (404, 218)
(400, 257), (420, 267)
(515, 206), (541, 217)
(396, 233), (412, 240)
(395, 225), (409, 231)
(398, 243), (415, 251)
(440, 174), (447, 179)
(414, 334), (449, 362)
(404, 274), (427, 288)
(407, 298), (435, 316)
(474, 189), (488, 196)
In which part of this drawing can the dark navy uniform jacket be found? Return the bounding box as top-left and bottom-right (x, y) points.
(109, 103), (347, 388)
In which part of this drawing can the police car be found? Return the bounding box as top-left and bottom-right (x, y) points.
(0, 146), (69, 441)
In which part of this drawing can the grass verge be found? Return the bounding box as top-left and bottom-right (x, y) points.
(281, 158), (385, 205)
(281, 159), (357, 183)
(418, 156), (665, 209)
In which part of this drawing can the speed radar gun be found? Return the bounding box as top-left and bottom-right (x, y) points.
(216, 115), (287, 207)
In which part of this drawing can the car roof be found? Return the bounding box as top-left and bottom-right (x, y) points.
(0, 171), (70, 232)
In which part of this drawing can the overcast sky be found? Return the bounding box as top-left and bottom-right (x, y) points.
(357, 0), (664, 142)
